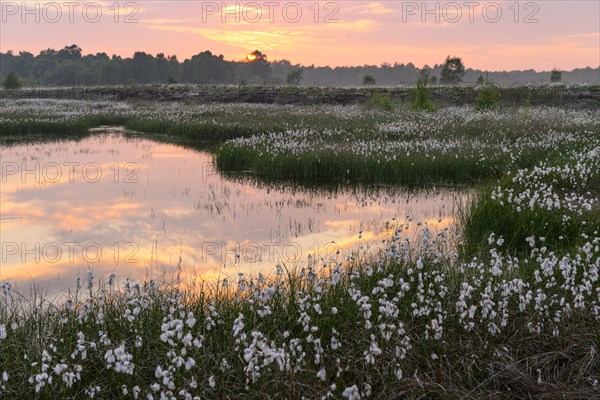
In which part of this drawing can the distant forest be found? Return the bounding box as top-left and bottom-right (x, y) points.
(1, 44), (599, 87)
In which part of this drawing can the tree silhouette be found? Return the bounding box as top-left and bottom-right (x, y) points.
(0, 44), (598, 87)
(286, 69), (303, 85)
(242, 50), (271, 82)
(246, 50), (267, 62)
(363, 75), (376, 85)
(440, 56), (465, 84)
(182, 51), (233, 83)
(58, 44), (82, 61)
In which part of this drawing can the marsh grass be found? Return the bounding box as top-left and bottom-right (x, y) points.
(460, 187), (599, 257)
(461, 141), (600, 257)
(0, 115), (127, 137)
(1, 98), (600, 399)
(1, 227), (599, 399)
(216, 145), (506, 185)
(215, 106), (600, 185)
(123, 119), (266, 147)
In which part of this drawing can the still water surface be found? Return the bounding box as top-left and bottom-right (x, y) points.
(0, 132), (466, 293)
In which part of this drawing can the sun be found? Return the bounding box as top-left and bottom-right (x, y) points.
(245, 53), (257, 62)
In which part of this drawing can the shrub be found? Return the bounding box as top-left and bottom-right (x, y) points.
(412, 69), (434, 111)
(550, 68), (562, 83)
(475, 84), (500, 111)
(367, 89), (394, 111)
(2, 72), (23, 90)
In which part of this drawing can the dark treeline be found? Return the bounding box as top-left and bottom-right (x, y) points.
(1, 45), (599, 87)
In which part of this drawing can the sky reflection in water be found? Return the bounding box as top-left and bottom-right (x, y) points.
(1, 133), (467, 294)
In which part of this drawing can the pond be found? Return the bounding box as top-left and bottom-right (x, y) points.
(0, 130), (467, 294)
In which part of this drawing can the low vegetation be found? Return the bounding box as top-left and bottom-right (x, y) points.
(411, 69), (434, 112)
(474, 84), (500, 111)
(1, 216), (599, 398)
(1, 90), (599, 398)
(216, 106), (600, 185)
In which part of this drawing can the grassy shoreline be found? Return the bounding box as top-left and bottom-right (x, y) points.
(1, 226), (599, 399)
(215, 107), (599, 185)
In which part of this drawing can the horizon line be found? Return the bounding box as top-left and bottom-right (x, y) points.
(2, 45), (599, 74)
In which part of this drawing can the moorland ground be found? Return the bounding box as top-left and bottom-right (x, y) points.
(0, 84), (599, 399)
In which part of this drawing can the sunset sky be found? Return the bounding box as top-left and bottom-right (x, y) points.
(1, 1), (599, 70)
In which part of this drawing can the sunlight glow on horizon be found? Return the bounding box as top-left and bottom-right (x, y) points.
(1, 1), (598, 71)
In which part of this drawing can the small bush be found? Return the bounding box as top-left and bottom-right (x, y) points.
(367, 89), (394, 111)
(412, 70), (434, 111)
(2, 72), (23, 90)
(475, 84), (500, 111)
